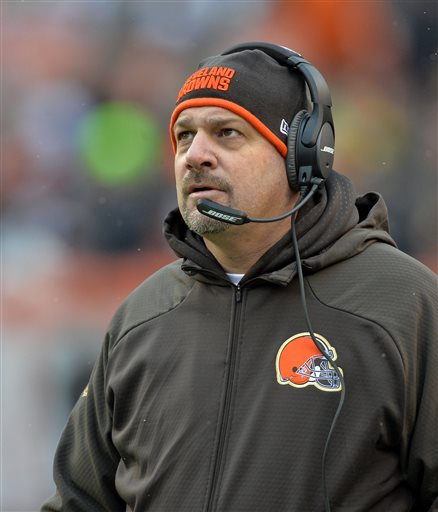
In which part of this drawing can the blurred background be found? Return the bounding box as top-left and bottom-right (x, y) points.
(1, 1), (437, 509)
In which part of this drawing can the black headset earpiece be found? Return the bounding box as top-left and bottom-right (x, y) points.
(286, 109), (308, 192)
(220, 42), (335, 193)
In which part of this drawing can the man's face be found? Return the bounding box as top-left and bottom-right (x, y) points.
(173, 106), (295, 236)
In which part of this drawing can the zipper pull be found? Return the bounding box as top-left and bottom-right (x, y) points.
(235, 284), (242, 302)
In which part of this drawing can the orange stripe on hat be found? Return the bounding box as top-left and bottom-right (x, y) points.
(169, 98), (288, 158)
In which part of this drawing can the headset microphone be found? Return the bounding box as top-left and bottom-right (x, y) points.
(197, 178), (323, 225)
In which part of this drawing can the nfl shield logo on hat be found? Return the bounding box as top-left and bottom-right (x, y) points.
(280, 119), (289, 136)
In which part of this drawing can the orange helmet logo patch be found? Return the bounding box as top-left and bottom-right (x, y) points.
(276, 332), (342, 392)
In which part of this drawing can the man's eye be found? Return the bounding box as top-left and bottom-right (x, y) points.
(220, 128), (238, 137)
(176, 131), (193, 142)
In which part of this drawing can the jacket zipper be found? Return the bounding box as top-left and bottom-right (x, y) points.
(205, 284), (242, 512)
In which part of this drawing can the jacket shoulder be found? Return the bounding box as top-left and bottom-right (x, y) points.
(311, 241), (436, 297)
(108, 259), (194, 346)
(308, 243), (437, 347)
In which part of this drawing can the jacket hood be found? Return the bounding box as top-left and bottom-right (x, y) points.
(163, 171), (396, 283)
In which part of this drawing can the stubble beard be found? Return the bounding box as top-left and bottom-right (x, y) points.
(179, 173), (233, 236)
(180, 201), (231, 236)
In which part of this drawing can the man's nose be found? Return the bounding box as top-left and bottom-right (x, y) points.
(185, 132), (218, 171)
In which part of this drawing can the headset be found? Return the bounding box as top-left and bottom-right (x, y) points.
(222, 41), (335, 193)
(197, 42), (345, 512)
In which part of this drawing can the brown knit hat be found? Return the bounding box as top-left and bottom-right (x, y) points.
(169, 48), (307, 157)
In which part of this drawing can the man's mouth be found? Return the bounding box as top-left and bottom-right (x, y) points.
(188, 184), (222, 197)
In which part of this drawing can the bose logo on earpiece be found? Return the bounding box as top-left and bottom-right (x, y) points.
(321, 146), (334, 154)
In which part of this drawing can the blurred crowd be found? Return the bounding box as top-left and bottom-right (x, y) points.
(2, 1), (437, 509)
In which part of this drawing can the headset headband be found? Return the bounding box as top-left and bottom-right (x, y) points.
(220, 42), (334, 148)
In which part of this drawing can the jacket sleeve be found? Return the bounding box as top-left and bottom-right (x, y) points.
(404, 275), (438, 511)
(40, 332), (125, 511)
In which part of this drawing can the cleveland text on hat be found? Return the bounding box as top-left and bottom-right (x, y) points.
(176, 67), (236, 103)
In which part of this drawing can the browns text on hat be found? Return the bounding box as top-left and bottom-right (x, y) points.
(170, 48), (307, 157)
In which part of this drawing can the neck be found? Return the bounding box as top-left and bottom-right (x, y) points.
(203, 217), (292, 274)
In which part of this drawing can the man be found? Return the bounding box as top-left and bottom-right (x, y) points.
(42, 43), (437, 511)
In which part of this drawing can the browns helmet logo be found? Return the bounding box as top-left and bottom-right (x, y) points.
(276, 332), (342, 392)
